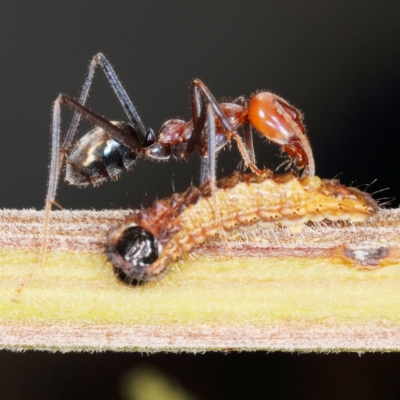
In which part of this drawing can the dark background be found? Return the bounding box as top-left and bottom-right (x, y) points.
(1, 1), (400, 399)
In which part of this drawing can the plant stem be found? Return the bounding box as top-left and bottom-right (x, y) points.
(1, 209), (400, 352)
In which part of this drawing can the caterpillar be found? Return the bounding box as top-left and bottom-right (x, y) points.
(105, 169), (379, 284)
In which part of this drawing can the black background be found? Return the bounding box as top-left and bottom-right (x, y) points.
(1, 1), (400, 399)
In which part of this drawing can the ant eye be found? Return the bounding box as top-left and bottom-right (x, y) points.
(116, 225), (160, 271)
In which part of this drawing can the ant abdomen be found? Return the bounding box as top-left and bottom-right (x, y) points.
(248, 92), (314, 176)
(66, 122), (140, 186)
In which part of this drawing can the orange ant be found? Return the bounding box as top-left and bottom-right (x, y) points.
(13, 52), (314, 300)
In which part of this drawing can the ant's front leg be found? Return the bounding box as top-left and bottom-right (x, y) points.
(274, 98), (315, 177)
(190, 79), (262, 176)
(232, 96), (256, 166)
(185, 80), (230, 184)
(184, 99), (210, 185)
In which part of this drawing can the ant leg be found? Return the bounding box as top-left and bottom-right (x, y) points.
(274, 98), (315, 177)
(204, 104), (232, 256)
(60, 95), (142, 152)
(94, 53), (145, 133)
(185, 81), (209, 179)
(185, 103), (211, 185)
(187, 99), (231, 252)
(240, 98), (256, 165)
(243, 123), (256, 164)
(189, 79), (261, 182)
(63, 53), (146, 152)
(190, 78), (203, 127)
(188, 82), (259, 182)
(199, 158), (208, 186)
(12, 98), (64, 302)
(192, 80), (262, 175)
(12, 94), (144, 302)
(232, 96), (256, 165)
(185, 101), (221, 185)
(184, 93), (219, 184)
(192, 79), (233, 132)
(205, 104), (217, 191)
(227, 130), (263, 174)
(185, 98), (208, 162)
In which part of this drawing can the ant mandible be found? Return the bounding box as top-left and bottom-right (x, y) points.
(13, 52), (314, 300)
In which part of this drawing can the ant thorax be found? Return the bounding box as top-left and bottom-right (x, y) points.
(106, 169), (379, 285)
(145, 102), (247, 161)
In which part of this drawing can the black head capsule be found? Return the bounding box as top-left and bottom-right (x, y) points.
(106, 224), (162, 285)
(66, 122), (142, 186)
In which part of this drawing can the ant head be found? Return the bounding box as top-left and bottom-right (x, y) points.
(105, 222), (163, 285)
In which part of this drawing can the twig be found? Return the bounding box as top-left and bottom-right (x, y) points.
(1, 208), (400, 352)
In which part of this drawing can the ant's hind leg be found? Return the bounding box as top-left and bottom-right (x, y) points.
(12, 97), (64, 301)
(64, 53), (146, 151)
(12, 93), (145, 301)
(59, 95), (142, 152)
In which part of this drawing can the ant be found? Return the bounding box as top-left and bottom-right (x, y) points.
(13, 52), (314, 300)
